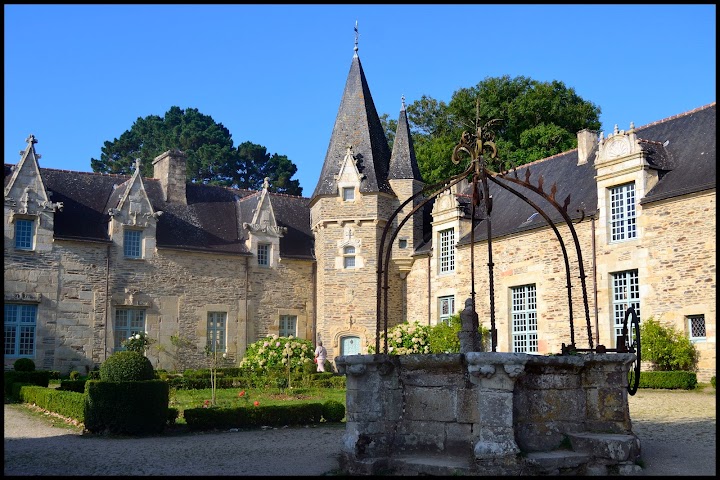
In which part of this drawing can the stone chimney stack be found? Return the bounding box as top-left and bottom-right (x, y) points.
(576, 129), (598, 166)
(152, 149), (187, 204)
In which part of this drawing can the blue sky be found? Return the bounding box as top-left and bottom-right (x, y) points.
(4, 4), (716, 196)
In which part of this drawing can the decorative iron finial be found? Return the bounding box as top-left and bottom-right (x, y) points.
(401, 94), (405, 111)
(354, 20), (359, 56)
(26, 134), (37, 145)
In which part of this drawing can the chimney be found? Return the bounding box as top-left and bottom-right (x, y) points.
(152, 149), (187, 204)
(576, 129), (598, 166)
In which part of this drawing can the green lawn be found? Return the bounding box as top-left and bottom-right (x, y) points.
(170, 386), (347, 424)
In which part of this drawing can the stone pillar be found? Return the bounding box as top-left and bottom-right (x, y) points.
(335, 354), (402, 474)
(466, 352), (528, 459)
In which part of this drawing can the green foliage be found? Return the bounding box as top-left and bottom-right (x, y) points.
(640, 318), (699, 371)
(239, 335), (315, 371)
(427, 314), (462, 353)
(84, 380), (170, 435)
(59, 379), (87, 393)
(4, 370), (51, 398)
(99, 351), (155, 382)
(711, 376), (716, 389)
(69, 371), (80, 380)
(18, 385), (86, 422)
(13, 358), (36, 372)
(637, 370), (698, 390)
(90, 106), (302, 195)
(398, 76), (601, 185)
(322, 400), (346, 422)
(184, 402), (325, 431)
(369, 314), (492, 355)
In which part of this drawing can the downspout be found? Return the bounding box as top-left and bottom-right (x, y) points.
(427, 253), (432, 325)
(312, 260), (317, 344)
(244, 256), (249, 356)
(104, 244), (110, 361)
(591, 213), (599, 345)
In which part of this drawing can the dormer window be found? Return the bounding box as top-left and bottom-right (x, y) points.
(14, 218), (35, 250)
(342, 187), (355, 202)
(124, 228), (142, 258)
(609, 182), (637, 242)
(258, 243), (270, 267)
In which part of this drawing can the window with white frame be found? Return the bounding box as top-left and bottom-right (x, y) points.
(4, 303), (37, 357)
(688, 315), (706, 342)
(258, 243), (270, 267)
(114, 308), (146, 351)
(511, 285), (538, 353)
(343, 246), (356, 268)
(439, 228), (455, 274)
(279, 315), (297, 337)
(342, 187), (355, 201)
(15, 219), (35, 250)
(438, 296), (455, 324)
(207, 311), (227, 353)
(123, 229), (142, 258)
(611, 270), (640, 347)
(609, 183), (637, 242)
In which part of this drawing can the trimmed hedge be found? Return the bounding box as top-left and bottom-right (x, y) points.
(13, 358), (36, 372)
(184, 402), (324, 431)
(322, 400), (345, 422)
(637, 370), (698, 390)
(17, 385), (85, 422)
(99, 351), (154, 382)
(59, 379), (87, 393)
(4, 370), (51, 398)
(84, 380), (169, 435)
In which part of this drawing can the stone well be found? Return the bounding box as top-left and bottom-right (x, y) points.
(335, 352), (641, 476)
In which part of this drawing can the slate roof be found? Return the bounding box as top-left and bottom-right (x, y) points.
(409, 102), (716, 251)
(389, 104), (423, 181)
(311, 53), (393, 199)
(457, 102), (716, 246)
(4, 165), (316, 259)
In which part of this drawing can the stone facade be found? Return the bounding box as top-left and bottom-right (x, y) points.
(3, 50), (715, 382)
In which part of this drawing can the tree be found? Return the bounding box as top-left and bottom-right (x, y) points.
(399, 76), (602, 185)
(90, 106), (302, 195)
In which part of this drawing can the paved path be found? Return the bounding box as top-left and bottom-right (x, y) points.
(4, 387), (716, 476)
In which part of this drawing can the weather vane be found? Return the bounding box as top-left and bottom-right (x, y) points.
(354, 20), (359, 55)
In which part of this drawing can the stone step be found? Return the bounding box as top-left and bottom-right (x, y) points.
(524, 450), (591, 471)
(567, 432), (641, 462)
(388, 452), (474, 476)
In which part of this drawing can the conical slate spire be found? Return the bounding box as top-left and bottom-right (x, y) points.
(311, 53), (393, 199)
(389, 96), (422, 181)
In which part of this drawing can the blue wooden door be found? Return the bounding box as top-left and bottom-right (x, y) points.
(340, 335), (360, 355)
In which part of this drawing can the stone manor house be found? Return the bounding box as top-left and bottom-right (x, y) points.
(4, 46), (716, 381)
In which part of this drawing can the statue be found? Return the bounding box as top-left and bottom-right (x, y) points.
(458, 297), (482, 353)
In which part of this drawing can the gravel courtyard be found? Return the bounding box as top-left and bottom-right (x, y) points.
(4, 387), (716, 476)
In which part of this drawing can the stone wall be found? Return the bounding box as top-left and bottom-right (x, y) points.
(336, 352), (640, 476)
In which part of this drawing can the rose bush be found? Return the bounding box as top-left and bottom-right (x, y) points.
(368, 322), (432, 355)
(121, 331), (154, 354)
(239, 334), (314, 371)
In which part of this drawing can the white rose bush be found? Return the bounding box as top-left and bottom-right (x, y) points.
(368, 322), (432, 355)
(240, 334), (315, 371)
